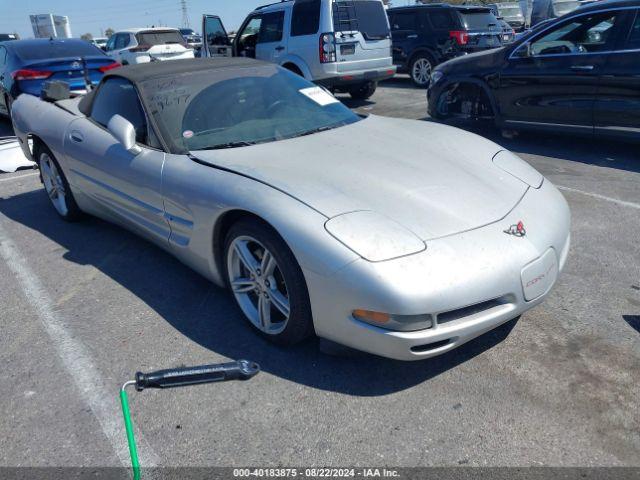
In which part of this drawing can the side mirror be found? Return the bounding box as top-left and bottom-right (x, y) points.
(513, 41), (532, 58)
(108, 114), (142, 155)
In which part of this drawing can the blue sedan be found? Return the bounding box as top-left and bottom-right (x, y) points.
(0, 38), (120, 118)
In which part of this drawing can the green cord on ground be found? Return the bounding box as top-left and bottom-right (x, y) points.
(120, 389), (141, 480)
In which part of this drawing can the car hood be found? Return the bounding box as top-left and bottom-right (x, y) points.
(191, 115), (528, 241)
(437, 47), (507, 75)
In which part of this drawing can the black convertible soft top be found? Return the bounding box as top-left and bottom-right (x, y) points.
(104, 57), (268, 84)
(78, 57), (281, 153)
(78, 57), (270, 120)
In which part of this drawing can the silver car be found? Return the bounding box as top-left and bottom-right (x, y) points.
(202, 0), (396, 100)
(11, 58), (570, 361)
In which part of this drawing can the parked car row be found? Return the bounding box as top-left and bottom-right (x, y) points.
(2, 0), (639, 141)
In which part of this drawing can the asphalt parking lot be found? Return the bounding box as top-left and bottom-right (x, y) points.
(0, 75), (638, 470)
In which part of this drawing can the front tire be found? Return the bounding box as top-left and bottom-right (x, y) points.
(36, 144), (83, 222)
(348, 81), (377, 100)
(224, 219), (314, 346)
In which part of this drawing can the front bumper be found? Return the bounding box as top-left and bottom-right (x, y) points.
(316, 66), (396, 88)
(305, 179), (571, 361)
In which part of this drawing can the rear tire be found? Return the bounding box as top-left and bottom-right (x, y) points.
(348, 81), (377, 100)
(409, 53), (434, 88)
(35, 144), (84, 222)
(223, 218), (314, 346)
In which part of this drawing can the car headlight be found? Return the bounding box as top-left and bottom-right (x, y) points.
(430, 70), (444, 85)
(325, 211), (425, 262)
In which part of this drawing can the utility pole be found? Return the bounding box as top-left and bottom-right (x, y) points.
(181, 0), (190, 28)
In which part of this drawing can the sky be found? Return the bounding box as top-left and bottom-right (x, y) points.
(0, 0), (274, 39)
(1, 0), (415, 39)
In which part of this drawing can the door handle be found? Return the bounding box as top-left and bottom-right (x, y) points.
(570, 65), (594, 71)
(275, 46), (285, 51)
(70, 131), (84, 143)
(407, 34), (418, 39)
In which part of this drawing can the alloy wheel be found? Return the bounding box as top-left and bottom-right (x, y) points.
(40, 152), (69, 217)
(227, 235), (290, 335)
(412, 58), (432, 86)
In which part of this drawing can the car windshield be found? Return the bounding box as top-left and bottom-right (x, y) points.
(136, 30), (184, 46)
(499, 6), (523, 17)
(553, 0), (580, 17)
(180, 29), (196, 36)
(12, 40), (103, 59)
(141, 65), (361, 153)
(333, 0), (390, 40)
(459, 11), (499, 30)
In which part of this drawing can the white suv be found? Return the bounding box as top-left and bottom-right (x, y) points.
(202, 0), (395, 99)
(105, 28), (195, 65)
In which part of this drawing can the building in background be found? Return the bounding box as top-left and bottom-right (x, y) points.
(30, 14), (72, 39)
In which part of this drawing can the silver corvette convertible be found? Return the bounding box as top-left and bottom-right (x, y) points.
(11, 58), (570, 361)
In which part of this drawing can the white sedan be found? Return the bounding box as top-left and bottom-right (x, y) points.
(105, 28), (194, 65)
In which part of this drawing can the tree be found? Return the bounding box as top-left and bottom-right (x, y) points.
(105, 28), (115, 38)
(80, 33), (93, 41)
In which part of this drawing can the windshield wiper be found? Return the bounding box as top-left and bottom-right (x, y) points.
(293, 124), (340, 139)
(201, 141), (257, 150)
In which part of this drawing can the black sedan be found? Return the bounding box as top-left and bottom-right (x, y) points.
(428, 0), (640, 140)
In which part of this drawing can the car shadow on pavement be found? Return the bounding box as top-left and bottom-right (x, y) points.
(336, 95), (375, 109)
(379, 76), (418, 90)
(0, 189), (519, 396)
(424, 119), (640, 174)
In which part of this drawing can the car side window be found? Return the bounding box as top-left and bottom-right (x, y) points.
(427, 10), (455, 30)
(0, 47), (6, 67)
(237, 16), (262, 57)
(291, 0), (321, 36)
(390, 11), (417, 31)
(259, 11), (285, 43)
(114, 34), (129, 50)
(623, 11), (640, 49)
(91, 77), (150, 146)
(523, 12), (620, 56)
(106, 36), (116, 51)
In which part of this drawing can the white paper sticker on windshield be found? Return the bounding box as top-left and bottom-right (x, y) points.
(299, 87), (339, 107)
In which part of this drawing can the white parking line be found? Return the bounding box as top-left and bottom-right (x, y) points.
(0, 172), (38, 183)
(558, 185), (640, 210)
(0, 222), (159, 468)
